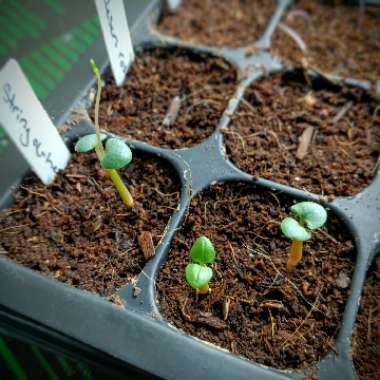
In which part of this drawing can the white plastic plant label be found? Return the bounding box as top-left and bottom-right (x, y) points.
(95, 0), (134, 86)
(0, 59), (70, 185)
(167, 0), (182, 11)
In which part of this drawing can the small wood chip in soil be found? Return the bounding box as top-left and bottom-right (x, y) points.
(296, 126), (315, 160)
(138, 231), (155, 260)
(163, 96), (181, 127)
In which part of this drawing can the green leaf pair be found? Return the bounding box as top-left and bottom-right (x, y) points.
(281, 201), (327, 241)
(75, 134), (132, 170)
(185, 236), (216, 290)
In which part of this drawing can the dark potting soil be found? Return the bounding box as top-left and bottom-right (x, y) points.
(352, 254), (380, 380)
(271, 0), (380, 84)
(0, 153), (179, 301)
(94, 49), (237, 149)
(223, 70), (380, 198)
(156, 0), (277, 48)
(157, 183), (355, 370)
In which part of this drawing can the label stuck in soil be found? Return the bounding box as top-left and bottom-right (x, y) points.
(95, 0), (134, 86)
(166, 0), (182, 11)
(0, 59), (70, 185)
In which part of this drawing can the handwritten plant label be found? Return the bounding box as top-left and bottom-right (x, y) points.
(0, 59), (70, 185)
(95, 0), (134, 86)
(167, 0), (182, 11)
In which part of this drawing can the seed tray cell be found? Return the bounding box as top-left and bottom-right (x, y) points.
(0, 1), (379, 379)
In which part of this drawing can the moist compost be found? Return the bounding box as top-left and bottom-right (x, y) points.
(271, 0), (380, 84)
(0, 152), (179, 301)
(156, 0), (277, 48)
(157, 183), (355, 370)
(94, 48), (237, 149)
(223, 70), (380, 198)
(352, 254), (380, 380)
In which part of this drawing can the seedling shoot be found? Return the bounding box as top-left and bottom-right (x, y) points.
(281, 201), (327, 270)
(75, 59), (134, 208)
(185, 236), (216, 294)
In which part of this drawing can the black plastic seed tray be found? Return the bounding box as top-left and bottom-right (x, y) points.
(0, 0), (379, 379)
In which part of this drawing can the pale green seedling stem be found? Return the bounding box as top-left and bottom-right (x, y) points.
(90, 59), (134, 208)
(108, 169), (134, 208)
(90, 59), (105, 159)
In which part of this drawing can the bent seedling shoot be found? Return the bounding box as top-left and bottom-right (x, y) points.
(75, 59), (134, 208)
(281, 201), (327, 270)
(185, 236), (216, 295)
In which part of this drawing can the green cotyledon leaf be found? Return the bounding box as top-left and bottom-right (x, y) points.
(281, 217), (312, 241)
(185, 263), (213, 289)
(189, 236), (216, 264)
(74, 133), (107, 153)
(101, 138), (132, 169)
(291, 201), (327, 229)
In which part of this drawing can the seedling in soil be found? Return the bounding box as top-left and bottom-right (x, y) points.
(281, 201), (327, 270)
(185, 236), (216, 294)
(75, 59), (134, 208)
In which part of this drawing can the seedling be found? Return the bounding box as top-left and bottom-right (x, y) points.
(185, 236), (216, 294)
(75, 59), (134, 208)
(281, 201), (327, 270)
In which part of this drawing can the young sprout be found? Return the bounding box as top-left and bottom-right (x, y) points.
(281, 201), (327, 270)
(75, 59), (134, 208)
(185, 236), (216, 295)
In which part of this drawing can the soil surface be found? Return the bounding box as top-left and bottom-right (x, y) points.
(157, 182), (355, 369)
(94, 48), (237, 149)
(156, 0), (277, 48)
(271, 0), (380, 84)
(352, 254), (380, 380)
(223, 70), (380, 198)
(0, 152), (179, 301)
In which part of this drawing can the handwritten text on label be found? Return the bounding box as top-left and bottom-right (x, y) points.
(0, 59), (70, 184)
(95, 0), (134, 86)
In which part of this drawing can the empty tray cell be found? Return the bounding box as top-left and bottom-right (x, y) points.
(93, 48), (237, 149)
(271, 0), (380, 83)
(156, 0), (277, 49)
(157, 182), (355, 370)
(223, 70), (380, 198)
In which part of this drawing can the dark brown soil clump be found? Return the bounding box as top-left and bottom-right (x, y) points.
(352, 254), (380, 380)
(223, 70), (380, 198)
(94, 49), (237, 149)
(271, 0), (380, 84)
(157, 182), (355, 369)
(156, 0), (277, 49)
(0, 152), (179, 300)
